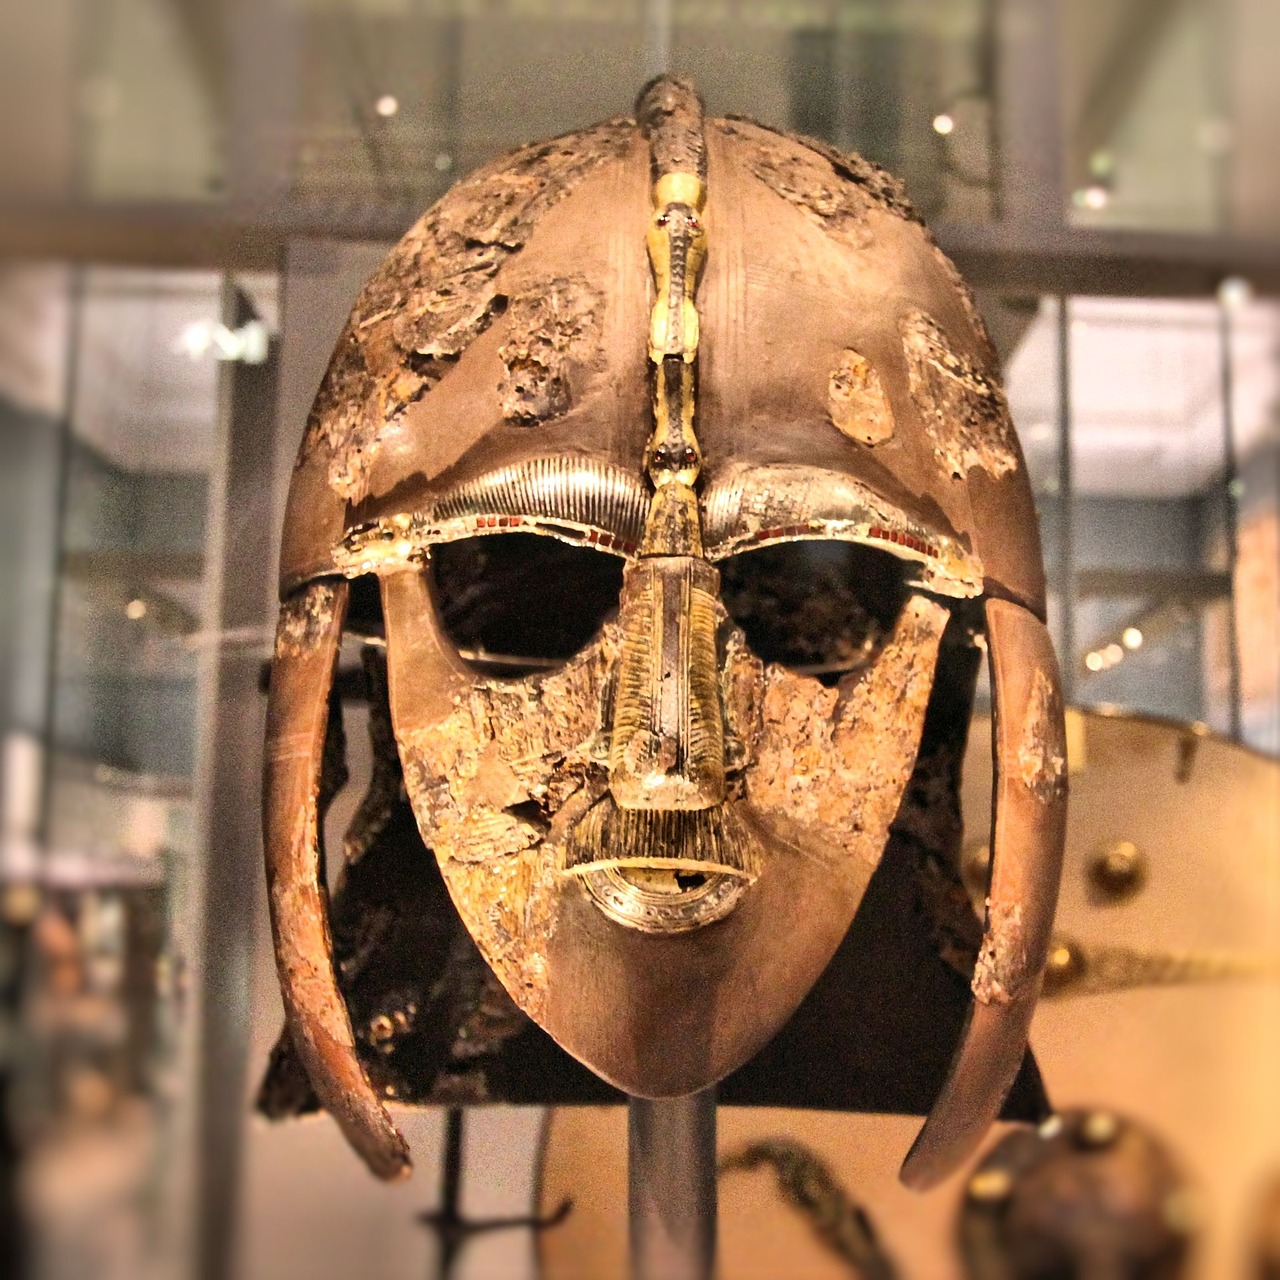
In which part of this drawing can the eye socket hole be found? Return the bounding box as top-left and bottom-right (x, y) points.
(430, 533), (623, 676)
(719, 540), (910, 685)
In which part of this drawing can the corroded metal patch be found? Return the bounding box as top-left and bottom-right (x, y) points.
(1018, 668), (1068, 803)
(396, 626), (619, 1018)
(274, 581), (342, 659)
(715, 117), (917, 251)
(828, 349), (895, 445)
(971, 900), (1028, 1005)
(901, 310), (1019, 480)
(498, 277), (604, 423)
(746, 595), (951, 870)
(300, 117), (633, 499)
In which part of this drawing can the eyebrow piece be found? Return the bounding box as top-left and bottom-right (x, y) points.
(333, 455), (650, 575)
(700, 463), (984, 598)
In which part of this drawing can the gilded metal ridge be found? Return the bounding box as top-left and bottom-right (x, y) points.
(602, 79), (726, 822)
(701, 464), (985, 598)
(332, 456), (649, 575)
(635, 76), (708, 557)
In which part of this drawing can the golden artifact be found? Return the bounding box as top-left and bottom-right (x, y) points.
(262, 77), (1065, 1190)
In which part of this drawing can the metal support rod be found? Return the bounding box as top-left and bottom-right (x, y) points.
(1218, 300), (1243, 742)
(1056, 294), (1076, 700)
(628, 1089), (717, 1280)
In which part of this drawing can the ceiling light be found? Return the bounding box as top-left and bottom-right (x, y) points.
(931, 113), (954, 136)
(1085, 652), (1104, 672)
(1074, 185), (1110, 211)
(375, 94), (399, 118)
(174, 320), (268, 365)
(1122, 627), (1143, 650)
(126, 599), (147, 620)
(1103, 643), (1124, 665)
(1217, 276), (1253, 310)
(434, 152), (454, 172)
(1088, 149), (1114, 178)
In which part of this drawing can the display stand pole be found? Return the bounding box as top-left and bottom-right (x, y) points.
(628, 1088), (717, 1280)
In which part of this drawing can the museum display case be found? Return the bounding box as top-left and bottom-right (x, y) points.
(0, 3), (1277, 1278)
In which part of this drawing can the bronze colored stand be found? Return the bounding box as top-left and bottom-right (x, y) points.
(628, 1089), (717, 1280)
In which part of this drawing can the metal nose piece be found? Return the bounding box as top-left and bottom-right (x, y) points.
(607, 553), (726, 811)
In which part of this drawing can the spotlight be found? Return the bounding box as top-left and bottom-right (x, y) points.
(1074, 185), (1110, 211)
(126, 599), (147, 620)
(1103, 643), (1124, 665)
(1122, 627), (1144, 650)
(1085, 652), (1104, 672)
(931, 113), (954, 136)
(375, 94), (399, 118)
(1217, 276), (1253, 310)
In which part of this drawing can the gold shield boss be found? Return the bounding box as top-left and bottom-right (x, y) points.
(263, 79), (1066, 1188)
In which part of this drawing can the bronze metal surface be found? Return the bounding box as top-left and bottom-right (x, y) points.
(263, 76), (1063, 1182)
(279, 100), (1045, 621)
(263, 579), (409, 1179)
(902, 599), (1066, 1189)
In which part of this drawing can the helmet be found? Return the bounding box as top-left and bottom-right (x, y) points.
(263, 78), (1065, 1190)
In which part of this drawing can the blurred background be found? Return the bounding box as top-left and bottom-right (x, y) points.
(0, 1), (1277, 1277)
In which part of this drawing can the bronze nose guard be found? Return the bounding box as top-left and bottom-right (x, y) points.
(606, 146), (726, 815)
(608, 549), (725, 811)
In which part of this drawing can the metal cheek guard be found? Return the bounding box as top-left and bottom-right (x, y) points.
(902, 597), (1067, 1188)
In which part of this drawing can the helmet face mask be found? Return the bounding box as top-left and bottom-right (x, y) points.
(263, 78), (1065, 1189)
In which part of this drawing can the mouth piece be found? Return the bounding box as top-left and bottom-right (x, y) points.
(563, 799), (757, 933)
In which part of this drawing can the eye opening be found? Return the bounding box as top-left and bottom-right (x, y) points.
(719, 540), (912, 687)
(429, 533), (623, 678)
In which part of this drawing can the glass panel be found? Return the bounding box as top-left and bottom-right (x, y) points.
(1063, 298), (1242, 733)
(285, 0), (994, 223)
(1221, 295), (1280, 753)
(24, 268), (227, 1280)
(1002, 295), (1068, 689)
(1002, 292), (1280, 753)
(1062, 0), (1228, 232)
(72, 0), (227, 201)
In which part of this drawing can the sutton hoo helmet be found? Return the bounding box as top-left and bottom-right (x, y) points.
(263, 78), (1066, 1190)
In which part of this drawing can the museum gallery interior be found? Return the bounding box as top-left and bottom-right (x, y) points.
(0, 3), (1277, 1278)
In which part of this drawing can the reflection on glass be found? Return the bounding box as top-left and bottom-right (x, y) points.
(1004, 295), (1280, 751)
(73, 0), (226, 201)
(1061, 0), (1228, 232)
(287, 1), (994, 224)
(24, 268), (228, 1280)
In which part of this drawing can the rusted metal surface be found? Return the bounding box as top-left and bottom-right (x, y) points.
(497, 277), (604, 424)
(298, 118), (633, 501)
(714, 117), (917, 249)
(637, 76), (707, 184)
(259, 623), (1049, 1121)
(902, 310), (1020, 482)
